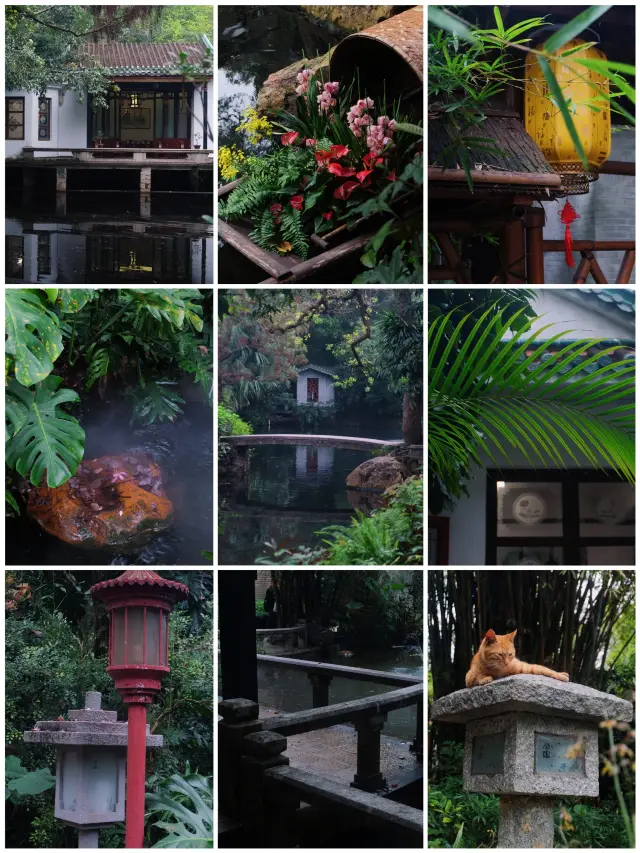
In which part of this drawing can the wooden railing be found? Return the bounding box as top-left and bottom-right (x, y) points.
(21, 147), (212, 165)
(219, 684), (423, 847)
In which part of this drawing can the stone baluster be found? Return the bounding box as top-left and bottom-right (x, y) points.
(241, 731), (298, 847)
(351, 712), (387, 792)
(307, 671), (333, 707)
(218, 699), (262, 819)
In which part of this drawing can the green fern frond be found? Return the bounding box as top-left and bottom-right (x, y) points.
(280, 207), (309, 259)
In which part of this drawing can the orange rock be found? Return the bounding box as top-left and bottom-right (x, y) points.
(25, 454), (173, 550)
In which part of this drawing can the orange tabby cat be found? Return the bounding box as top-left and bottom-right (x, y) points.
(465, 629), (569, 688)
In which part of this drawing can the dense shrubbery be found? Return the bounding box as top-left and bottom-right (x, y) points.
(5, 571), (212, 849)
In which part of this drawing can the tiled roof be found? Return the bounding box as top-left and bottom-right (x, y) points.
(299, 364), (337, 377)
(80, 42), (207, 76)
(523, 340), (635, 379)
(578, 289), (635, 316)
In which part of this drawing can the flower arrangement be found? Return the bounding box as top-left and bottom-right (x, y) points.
(218, 68), (422, 264)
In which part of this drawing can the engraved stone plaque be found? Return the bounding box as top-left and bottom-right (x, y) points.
(535, 733), (585, 775)
(471, 732), (505, 775)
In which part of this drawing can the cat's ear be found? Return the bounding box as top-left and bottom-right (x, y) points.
(507, 630), (517, 641)
(484, 629), (497, 644)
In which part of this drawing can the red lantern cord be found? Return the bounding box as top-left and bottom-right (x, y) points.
(559, 199), (580, 268)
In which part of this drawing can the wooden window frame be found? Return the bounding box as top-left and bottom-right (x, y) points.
(37, 96), (51, 141)
(486, 469), (635, 565)
(307, 377), (319, 402)
(428, 516), (450, 565)
(6, 96), (25, 141)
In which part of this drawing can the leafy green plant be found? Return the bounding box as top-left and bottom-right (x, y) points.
(6, 376), (85, 487)
(218, 404), (252, 437)
(146, 767), (213, 848)
(429, 303), (635, 503)
(5, 288), (63, 386)
(127, 380), (185, 425)
(5, 756), (55, 803)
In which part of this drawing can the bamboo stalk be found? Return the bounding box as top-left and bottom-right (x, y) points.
(544, 240), (635, 252)
(429, 168), (562, 187)
(616, 250), (636, 285)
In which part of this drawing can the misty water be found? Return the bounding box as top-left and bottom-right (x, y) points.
(6, 398), (213, 566)
(219, 414), (402, 565)
(258, 648), (422, 740)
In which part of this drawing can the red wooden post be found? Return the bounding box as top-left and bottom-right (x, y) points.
(90, 571), (188, 850)
(126, 704), (148, 848)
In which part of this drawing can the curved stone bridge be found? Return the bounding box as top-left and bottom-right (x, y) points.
(221, 433), (405, 452)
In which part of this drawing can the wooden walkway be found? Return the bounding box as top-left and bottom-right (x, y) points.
(222, 433), (404, 452)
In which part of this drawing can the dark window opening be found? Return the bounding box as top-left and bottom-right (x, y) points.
(38, 97), (51, 141)
(6, 236), (25, 279)
(307, 377), (319, 402)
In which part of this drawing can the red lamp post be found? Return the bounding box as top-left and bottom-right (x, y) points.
(91, 570), (188, 849)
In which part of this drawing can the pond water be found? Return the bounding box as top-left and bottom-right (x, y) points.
(6, 398), (213, 566)
(6, 193), (213, 284)
(258, 648), (423, 741)
(218, 413), (402, 565)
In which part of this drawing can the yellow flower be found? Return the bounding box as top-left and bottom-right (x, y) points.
(218, 145), (246, 181)
(235, 107), (273, 145)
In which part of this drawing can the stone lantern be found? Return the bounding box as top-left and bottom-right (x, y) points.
(24, 691), (162, 848)
(431, 675), (633, 848)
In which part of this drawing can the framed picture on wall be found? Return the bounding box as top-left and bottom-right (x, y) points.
(120, 108), (151, 130)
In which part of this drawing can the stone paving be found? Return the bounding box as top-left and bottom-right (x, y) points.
(259, 706), (417, 786)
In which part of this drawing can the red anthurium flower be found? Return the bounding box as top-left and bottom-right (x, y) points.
(363, 153), (383, 168)
(356, 169), (374, 183)
(333, 181), (359, 200)
(321, 211), (333, 220)
(314, 149), (332, 164)
(270, 203), (283, 215)
(385, 170), (397, 182)
(281, 131), (300, 146)
(289, 195), (304, 210)
(329, 144), (350, 159)
(328, 162), (357, 177)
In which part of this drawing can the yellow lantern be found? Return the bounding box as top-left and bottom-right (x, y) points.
(525, 39), (610, 193)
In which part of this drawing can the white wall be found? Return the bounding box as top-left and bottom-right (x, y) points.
(6, 88), (87, 157)
(526, 290), (635, 340)
(296, 370), (335, 405)
(192, 80), (213, 148)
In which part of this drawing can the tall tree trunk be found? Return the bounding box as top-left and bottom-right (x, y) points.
(402, 391), (422, 444)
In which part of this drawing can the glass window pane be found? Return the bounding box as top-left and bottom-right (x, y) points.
(579, 483), (635, 537)
(86, 749), (119, 813)
(497, 546), (563, 565)
(126, 608), (145, 664)
(145, 610), (160, 664)
(113, 609), (125, 665)
(497, 482), (563, 537)
(581, 545), (635, 565)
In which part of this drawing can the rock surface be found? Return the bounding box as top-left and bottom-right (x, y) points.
(346, 456), (409, 492)
(24, 453), (173, 550)
(431, 674), (633, 724)
(256, 51), (334, 117)
(303, 5), (397, 30)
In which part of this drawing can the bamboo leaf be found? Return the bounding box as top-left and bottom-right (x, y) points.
(493, 6), (504, 36)
(543, 6), (613, 54)
(573, 58), (636, 76)
(427, 7), (480, 45)
(537, 57), (589, 171)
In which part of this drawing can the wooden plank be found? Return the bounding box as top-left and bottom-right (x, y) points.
(598, 161), (635, 176)
(218, 220), (300, 277)
(429, 167), (562, 187)
(276, 233), (374, 283)
(544, 240), (635, 252)
(265, 765), (423, 836)
(257, 654), (423, 686)
(261, 684), (423, 736)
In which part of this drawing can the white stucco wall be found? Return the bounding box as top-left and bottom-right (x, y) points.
(6, 88), (87, 157)
(296, 369), (335, 405)
(436, 290), (635, 565)
(192, 80), (213, 148)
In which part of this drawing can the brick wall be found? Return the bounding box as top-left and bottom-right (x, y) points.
(255, 570), (272, 601)
(541, 128), (635, 284)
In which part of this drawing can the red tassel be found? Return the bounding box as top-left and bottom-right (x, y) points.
(559, 199), (580, 269)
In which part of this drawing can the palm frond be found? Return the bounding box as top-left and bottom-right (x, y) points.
(428, 307), (635, 490)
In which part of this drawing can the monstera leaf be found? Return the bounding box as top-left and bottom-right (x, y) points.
(6, 376), (85, 487)
(146, 770), (213, 848)
(129, 380), (185, 425)
(57, 289), (96, 313)
(5, 289), (63, 386)
(124, 290), (204, 332)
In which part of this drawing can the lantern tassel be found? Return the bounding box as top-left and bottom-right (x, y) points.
(559, 199), (580, 269)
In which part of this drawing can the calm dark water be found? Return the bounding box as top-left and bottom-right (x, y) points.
(258, 648), (422, 740)
(218, 414), (402, 564)
(6, 193), (213, 284)
(6, 399), (213, 566)
(218, 6), (344, 153)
